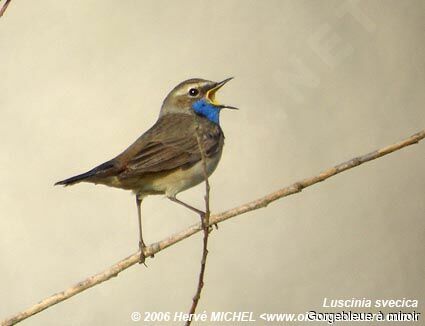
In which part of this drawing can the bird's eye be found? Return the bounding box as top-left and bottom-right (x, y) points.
(188, 88), (199, 97)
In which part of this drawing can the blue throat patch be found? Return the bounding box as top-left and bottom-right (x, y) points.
(192, 99), (221, 125)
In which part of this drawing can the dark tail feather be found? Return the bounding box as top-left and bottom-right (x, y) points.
(54, 170), (97, 186)
(55, 161), (116, 186)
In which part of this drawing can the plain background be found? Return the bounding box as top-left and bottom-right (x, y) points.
(0, 1), (424, 325)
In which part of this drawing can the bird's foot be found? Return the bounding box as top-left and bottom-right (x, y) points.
(138, 241), (147, 266)
(199, 212), (217, 233)
(208, 223), (219, 233)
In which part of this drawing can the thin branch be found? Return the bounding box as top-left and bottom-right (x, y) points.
(0, 0), (12, 18)
(1, 129), (424, 326)
(185, 122), (212, 326)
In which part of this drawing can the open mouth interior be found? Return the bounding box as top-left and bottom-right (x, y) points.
(206, 87), (220, 105)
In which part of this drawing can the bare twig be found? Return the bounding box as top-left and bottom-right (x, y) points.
(1, 129), (424, 326)
(0, 0), (12, 18)
(184, 122), (212, 326)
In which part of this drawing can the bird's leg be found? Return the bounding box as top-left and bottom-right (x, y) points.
(136, 195), (147, 265)
(168, 196), (205, 218)
(168, 197), (217, 232)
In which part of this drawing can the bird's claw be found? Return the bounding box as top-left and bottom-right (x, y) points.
(199, 212), (219, 233)
(139, 241), (147, 267)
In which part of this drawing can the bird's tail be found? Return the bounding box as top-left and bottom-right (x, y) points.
(54, 170), (96, 186)
(55, 161), (116, 186)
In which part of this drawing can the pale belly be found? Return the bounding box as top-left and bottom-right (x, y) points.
(135, 150), (222, 198)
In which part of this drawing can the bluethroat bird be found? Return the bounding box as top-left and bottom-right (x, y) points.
(55, 78), (237, 263)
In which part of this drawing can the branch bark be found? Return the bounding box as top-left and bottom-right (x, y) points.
(0, 0), (12, 18)
(185, 122), (212, 325)
(1, 129), (424, 326)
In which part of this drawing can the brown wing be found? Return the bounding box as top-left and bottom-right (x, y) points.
(116, 114), (223, 178)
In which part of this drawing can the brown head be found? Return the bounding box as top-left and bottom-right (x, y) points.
(159, 78), (236, 117)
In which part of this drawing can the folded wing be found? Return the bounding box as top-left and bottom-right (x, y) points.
(117, 114), (223, 178)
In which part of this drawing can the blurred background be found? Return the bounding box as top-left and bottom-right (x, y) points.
(0, 0), (424, 325)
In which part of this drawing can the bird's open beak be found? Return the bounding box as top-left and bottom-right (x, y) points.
(206, 77), (238, 110)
